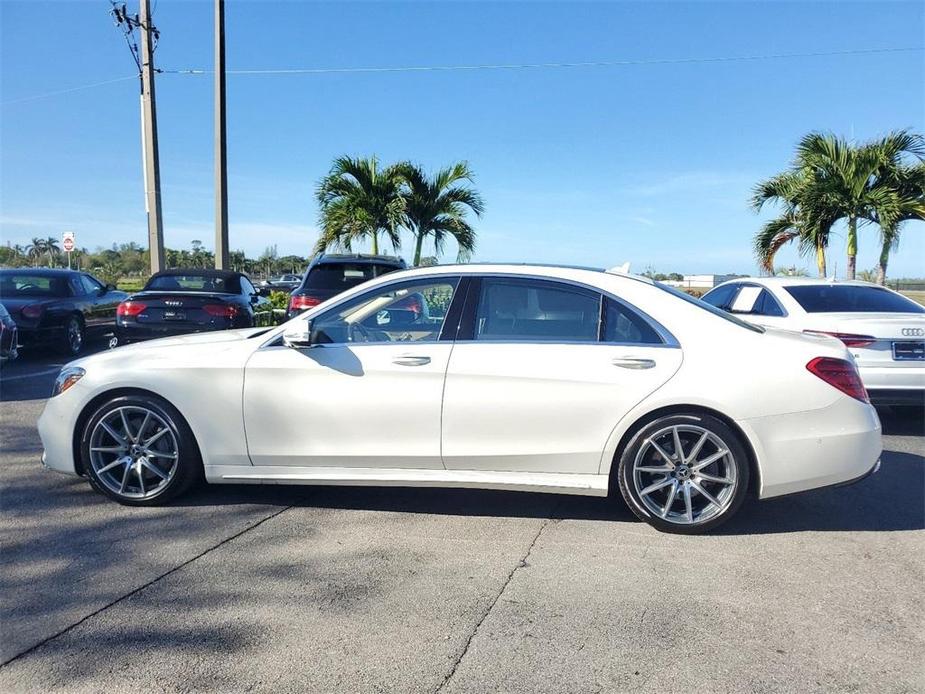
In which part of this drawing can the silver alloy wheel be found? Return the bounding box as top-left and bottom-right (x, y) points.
(88, 406), (179, 499)
(632, 424), (738, 525)
(67, 318), (83, 353)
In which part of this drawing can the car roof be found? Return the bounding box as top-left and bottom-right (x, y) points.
(312, 254), (405, 266)
(366, 262), (656, 288)
(717, 277), (884, 289)
(151, 268), (242, 278)
(0, 267), (80, 276)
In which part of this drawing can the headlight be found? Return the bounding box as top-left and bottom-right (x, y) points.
(51, 367), (85, 397)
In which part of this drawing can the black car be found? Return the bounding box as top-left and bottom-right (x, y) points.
(0, 269), (127, 356)
(115, 269), (270, 344)
(0, 303), (18, 362)
(257, 273), (302, 296)
(287, 254), (406, 318)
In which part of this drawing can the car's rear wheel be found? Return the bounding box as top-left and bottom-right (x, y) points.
(80, 394), (200, 506)
(60, 315), (84, 356)
(617, 413), (750, 534)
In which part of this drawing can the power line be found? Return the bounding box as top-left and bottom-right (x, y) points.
(164, 45), (923, 77)
(1, 75), (138, 106)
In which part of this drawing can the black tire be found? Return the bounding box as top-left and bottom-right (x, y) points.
(616, 413), (750, 534)
(60, 314), (84, 356)
(80, 393), (201, 506)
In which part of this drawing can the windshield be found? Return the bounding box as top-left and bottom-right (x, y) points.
(145, 274), (238, 293)
(655, 281), (764, 333)
(304, 263), (398, 291)
(0, 273), (70, 298)
(785, 284), (925, 314)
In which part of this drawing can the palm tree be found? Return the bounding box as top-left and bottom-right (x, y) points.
(400, 162), (484, 266)
(25, 237), (46, 267)
(315, 156), (407, 255)
(752, 170), (832, 277)
(44, 236), (60, 267)
(869, 161), (925, 284)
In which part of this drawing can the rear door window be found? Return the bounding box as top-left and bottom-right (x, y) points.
(603, 298), (664, 344)
(702, 284), (739, 310)
(472, 278), (600, 342)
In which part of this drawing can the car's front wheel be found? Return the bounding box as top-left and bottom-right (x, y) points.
(617, 413), (750, 534)
(80, 394), (200, 506)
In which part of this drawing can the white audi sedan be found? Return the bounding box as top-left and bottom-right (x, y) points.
(702, 278), (925, 407)
(39, 264), (881, 533)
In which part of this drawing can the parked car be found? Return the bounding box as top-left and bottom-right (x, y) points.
(0, 303), (18, 362)
(0, 268), (127, 356)
(702, 278), (924, 407)
(287, 254), (406, 317)
(257, 274), (302, 296)
(115, 269), (270, 344)
(39, 264), (881, 534)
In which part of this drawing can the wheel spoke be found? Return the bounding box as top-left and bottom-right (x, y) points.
(683, 482), (693, 523)
(672, 427), (684, 463)
(144, 450), (177, 460)
(640, 477), (674, 497)
(647, 439), (676, 467)
(101, 421), (127, 446)
(636, 465), (673, 474)
(697, 471), (733, 485)
(136, 411), (151, 442)
(119, 409), (134, 442)
(661, 480), (679, 517)
(143, 428), (169, 447)
(98, 457), (130, 474)
(119, 463), (131, 493)
(91, 445), (125, 454)
(136, 464), (145, 495)
(141, 459), (167, 480)
(691, 449), (729, 471)
(687, 431), (709, 463)
(690, 479), (721, 508)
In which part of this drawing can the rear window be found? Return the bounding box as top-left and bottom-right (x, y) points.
(0, 274), (70, 298)
(655, 282), (764, 333)
(145, 274), (239, 293)
(304, 263), (399, 291)
(785, 285), (924, 314)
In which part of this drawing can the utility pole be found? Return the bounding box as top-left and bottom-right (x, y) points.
(214, 0), (230, 269)
(111, 1), (165, 273)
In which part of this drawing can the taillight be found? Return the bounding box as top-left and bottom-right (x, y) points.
(289, 295), (321, 312)
(203, 303), (240, 318)
(804, 330), (876, 348)
(806, 357), (869, 403)
(117, 301), (147, 317)
(21, 304), (43, 319)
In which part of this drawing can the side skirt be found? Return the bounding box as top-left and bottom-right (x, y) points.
(205, 465), (610, 497)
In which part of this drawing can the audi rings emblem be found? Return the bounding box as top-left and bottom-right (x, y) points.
(901, 328), (924, 337)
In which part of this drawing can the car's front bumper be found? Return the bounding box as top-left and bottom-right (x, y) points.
(743, 395), (882, 499)
(37, 382), (87, 476)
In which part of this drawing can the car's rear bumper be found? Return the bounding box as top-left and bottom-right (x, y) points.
(858, 363), (925, 390)
(116, 321), (236, 344)
(743, 395), (882, 499)
(867, 388), (925, 406)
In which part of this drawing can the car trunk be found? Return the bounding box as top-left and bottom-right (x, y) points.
(807, 312), (925, 368)
(127, 292), (237, 327)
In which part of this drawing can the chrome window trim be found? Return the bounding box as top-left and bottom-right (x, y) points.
(729, 282), (789, 318)
(260, 271), (679, 350)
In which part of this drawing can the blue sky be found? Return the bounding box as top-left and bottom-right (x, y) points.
(1, 0), (924, 276)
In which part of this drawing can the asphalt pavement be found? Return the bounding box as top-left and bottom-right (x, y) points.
(1, 345), (923, 693)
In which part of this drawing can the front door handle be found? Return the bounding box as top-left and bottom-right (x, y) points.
(612, 357), (656, 370)
(392, 355), (431, 366)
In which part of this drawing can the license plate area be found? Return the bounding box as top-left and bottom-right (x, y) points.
(163, 310), (186, 321)
(892, 340), (925, 361)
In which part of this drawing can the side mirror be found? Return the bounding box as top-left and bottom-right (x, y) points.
(107, 283), (117, 291)
(282, 320), (314, 349)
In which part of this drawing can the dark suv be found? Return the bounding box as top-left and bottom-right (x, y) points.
(287, 254), (406, 317)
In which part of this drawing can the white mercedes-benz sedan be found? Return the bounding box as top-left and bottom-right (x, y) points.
(38, 264), (882, 534)
(702, 277), (925, 407)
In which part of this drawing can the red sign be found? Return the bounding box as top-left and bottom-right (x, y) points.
(63, 237), (75, 252)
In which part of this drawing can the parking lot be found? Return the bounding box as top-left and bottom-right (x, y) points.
(1, 344), (923, 693)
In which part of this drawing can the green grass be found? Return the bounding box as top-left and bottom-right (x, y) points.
(900, 291), (925, 307)
(116, 278), (146, 292)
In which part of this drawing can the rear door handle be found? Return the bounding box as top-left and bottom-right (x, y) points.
(612, 357), (656, 370)
(392, 355), (431, 366)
